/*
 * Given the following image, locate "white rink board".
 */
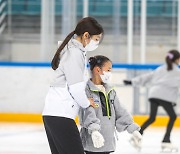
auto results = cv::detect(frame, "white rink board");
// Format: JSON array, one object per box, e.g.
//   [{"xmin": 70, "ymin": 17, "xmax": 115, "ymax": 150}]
[
  {"xmin": 0, "ymin": 67, "xmax": 133, "ymax": 113},
  {"xmin": 0, "ymin": 67, "xmax": 52, "ymax": 113}
]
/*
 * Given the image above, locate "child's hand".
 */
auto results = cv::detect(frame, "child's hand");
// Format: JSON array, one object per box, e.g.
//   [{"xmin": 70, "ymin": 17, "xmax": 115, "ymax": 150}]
[
  {"xmin": 132, "ymin": 130, "xmax": 142, "ymax": 141},
  {"xmin": 129, "ymin": 130, "xmax": 142, "ymax": 151},
  {"xmin": 91, "ymin": 131, "xmax": 105, "ymax": 148}
]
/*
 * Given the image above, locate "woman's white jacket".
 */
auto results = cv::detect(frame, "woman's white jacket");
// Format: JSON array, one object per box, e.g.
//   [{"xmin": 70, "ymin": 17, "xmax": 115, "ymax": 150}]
[{"xmin": 42, "ymin": 39, "xmax": 90, "ymax": 119}]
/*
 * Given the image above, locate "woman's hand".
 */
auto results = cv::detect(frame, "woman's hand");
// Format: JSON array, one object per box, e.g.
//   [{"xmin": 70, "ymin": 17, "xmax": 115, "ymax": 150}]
[{"xmin": 88, "ymin": 98, "xmax": 97, "ymax": 108}]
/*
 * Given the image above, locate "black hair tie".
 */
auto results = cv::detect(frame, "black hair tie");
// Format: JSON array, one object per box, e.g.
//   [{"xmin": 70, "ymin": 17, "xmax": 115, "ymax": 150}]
[{"xmin": 89, "ymin": 57, "xmax": 97, "ymax": 65}]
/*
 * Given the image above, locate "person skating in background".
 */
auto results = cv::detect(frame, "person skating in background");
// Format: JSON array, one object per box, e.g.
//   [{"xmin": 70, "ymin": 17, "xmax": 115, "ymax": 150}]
[
  {"xmin": 124, "ymin": 50, "xmax": 179, "ymax": 152},
  {"xmin": 79, "ymin": 55, "xmax": 142, "ymax": 154}
]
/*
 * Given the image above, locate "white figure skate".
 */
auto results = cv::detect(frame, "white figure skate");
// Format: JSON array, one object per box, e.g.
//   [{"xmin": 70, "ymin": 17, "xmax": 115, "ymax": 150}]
[
  {"xmin": 161, "ymin": 142, "xmax": 178, "ymax": 153},
  {"xmin": 129, "ymin": 131, "xmax": 142, "ymax": 151}
]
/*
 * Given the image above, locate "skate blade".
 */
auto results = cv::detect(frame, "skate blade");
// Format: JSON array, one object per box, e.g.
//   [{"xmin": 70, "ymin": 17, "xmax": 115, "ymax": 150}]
[{"xmin": 161, "ymin": 147, "xmax": 178, "ymax": 153}]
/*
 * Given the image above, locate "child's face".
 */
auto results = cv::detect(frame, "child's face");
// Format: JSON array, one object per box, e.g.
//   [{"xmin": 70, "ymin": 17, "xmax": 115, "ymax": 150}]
[
  {"xmin": 175, "ymin": 58, "xmax": 180, "ymax": 65},
  {"xmin": 99, "ymin": 61, "xmax": 112, "ymax": 74},
  {"xmin": 94, "ymin": 61, "xmax": 112, "ymax": 83}
]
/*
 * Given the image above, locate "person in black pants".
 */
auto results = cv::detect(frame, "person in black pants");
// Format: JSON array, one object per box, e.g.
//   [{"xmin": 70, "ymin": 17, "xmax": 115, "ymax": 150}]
[
  {"xmin": 85, "ymin": 152, "xmax": 110, "ymax": 154},
  {"xmin": 139, "ymin": 98, "xmax": 177, "ymax": 143},
  {"xmin": 42, "ymin": 17, "xmax": 104, "ymax": 154},
  {"xmin": 124, "ymin": 50, "xmax": 180, "ymax": 151},
  {"xmin": 43, "ymin": 116, "xmax": 84, "ymax": 154}
]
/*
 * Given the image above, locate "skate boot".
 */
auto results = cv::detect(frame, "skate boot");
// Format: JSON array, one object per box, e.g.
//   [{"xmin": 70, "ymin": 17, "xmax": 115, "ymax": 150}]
[
  {"xmin": 161, "ymin": 142, "xmax": 178, "ymax": 153},
  {"xmin": 129, "ymin": 131, "xmax": 142, "ymax": 151}
]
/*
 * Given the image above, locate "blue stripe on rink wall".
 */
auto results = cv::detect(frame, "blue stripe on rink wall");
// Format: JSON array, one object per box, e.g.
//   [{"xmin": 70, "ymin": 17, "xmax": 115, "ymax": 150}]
[
  {"xmin": 0, "ymin": 61, "xmax": 51, "ymax": 67},
  {"xmin": 0, "ymin": 61, "xmax": 169, "ymax": 69},
  {"xmin": 112, "ymin": 63, "xmax": 160, "ymax": 69}
]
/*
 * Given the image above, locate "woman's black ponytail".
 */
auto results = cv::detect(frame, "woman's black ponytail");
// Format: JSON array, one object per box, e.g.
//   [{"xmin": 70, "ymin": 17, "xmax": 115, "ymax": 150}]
[
  {"xmin": 166, "ymin": 54, "xmax": 173, "ymax": 71},
  {"xmin": 51, "ymin": 31, "xmax": 75, "ymax": 70},
  {"xmin": 166, "ymin": 50, "xmax": 180, "ymax": 71}
]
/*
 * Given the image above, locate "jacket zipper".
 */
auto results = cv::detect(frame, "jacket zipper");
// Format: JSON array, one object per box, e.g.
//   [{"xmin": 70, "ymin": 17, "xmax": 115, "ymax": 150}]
[{"xmin": 91, "ymin": 89, "xmax": 113, "ymax": 119}]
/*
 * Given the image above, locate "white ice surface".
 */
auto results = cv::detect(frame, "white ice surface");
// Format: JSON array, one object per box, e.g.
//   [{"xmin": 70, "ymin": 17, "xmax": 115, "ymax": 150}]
[{"xmin": 0, "ymin": 123, "xmax": 179, "ymax": 154}]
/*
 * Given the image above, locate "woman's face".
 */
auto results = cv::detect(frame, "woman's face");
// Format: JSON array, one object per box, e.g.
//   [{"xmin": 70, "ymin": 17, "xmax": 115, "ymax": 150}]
[
  {"xmin": 82, "ymin": 32, "xmax": 102, "ymax": 47},
  {"xmin": 91, "ymin": 34, "xmax": 102, "ymax": 42}
]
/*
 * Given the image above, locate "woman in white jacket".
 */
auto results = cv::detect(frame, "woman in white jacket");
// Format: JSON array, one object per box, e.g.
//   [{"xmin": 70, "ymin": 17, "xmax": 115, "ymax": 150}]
[
  {"xmin": 42, "ymin": 17, "xmax": 104, "ymax": 154},
  {"xmin": 124, "ymin": 50, "xmax": 180, "ymax": 152}
]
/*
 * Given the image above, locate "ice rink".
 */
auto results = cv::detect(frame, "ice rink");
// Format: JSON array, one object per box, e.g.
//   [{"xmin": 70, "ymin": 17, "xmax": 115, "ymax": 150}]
[{"xmin": 0, "ymin": 122, "xmax": 179, "ymax": 154}]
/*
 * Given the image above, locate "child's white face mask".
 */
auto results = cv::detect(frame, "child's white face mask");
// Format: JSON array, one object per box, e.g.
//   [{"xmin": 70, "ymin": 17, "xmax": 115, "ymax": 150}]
[
  {"xmin": 100, "ymin": 71, "xmax": 112, "ymax": 83},
  {"xmin": 85, "ymin": 39, "xmax": 99, "ymax": 51}
]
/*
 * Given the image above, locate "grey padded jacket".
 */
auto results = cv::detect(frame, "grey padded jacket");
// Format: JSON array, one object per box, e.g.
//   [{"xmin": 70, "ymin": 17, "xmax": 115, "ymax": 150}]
[{"xmin": 79, "ymin": 80, "xmax": 140, "ymax": 152}]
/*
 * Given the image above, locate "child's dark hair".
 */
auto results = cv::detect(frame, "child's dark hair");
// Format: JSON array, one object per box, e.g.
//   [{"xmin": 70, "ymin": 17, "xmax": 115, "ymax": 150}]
[
  {"xmin": 51, "ymin": 17, "xmax": 104, "ymax": 70},
  {"xmin": 89, "ymin": 55, "xmax": 111, "ymax": 71},
  {"xmin": 166, "ymin": 50, "xmax": 180, "ymax": 71}
]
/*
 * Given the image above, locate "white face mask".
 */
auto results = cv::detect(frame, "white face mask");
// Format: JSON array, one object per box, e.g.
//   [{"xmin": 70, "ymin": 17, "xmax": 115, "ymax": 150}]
[
  {"xmin": 85, "ymin": 39, "xmax": 99, "ymax": 51},
  {"xmin": 100, "ymin": 71, "xmax": 112, "ymax": 83}
]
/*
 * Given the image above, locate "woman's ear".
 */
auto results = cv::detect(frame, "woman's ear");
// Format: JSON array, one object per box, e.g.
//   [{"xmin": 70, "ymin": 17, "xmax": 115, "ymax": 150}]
[
  {"xmin": 81, "ymin": 32, "xmax": 90, "ymax": 47},
  {"xmin": 83, "ymin": 32, "xmax": 90, "ymax": 39}
]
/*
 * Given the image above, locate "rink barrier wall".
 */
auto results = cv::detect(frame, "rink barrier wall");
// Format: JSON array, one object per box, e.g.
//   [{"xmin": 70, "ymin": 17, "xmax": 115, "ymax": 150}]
[
  {"xmin": 0, "ymin": 113, "xmax": 179, "ymax": 127},
  {"xmin": 0, "ymin": 62, "xmax": 180, "ymax": 126}
]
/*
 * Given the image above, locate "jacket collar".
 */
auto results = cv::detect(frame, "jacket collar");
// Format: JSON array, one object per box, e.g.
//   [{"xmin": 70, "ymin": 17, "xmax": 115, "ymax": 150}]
[
  {"xmin": 87, "ymin": 79, "xmax": 114, "ymax": 93},
  {"xmin": 68, "ymin": 36, "xmax": 87, "ymax": 53}
]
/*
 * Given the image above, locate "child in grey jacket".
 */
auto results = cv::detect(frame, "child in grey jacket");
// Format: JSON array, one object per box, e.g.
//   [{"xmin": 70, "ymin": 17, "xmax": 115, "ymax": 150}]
[
  {"xmin": 79, "ymin": 55, "xmax": 141, "ymax": 154},
  {"xmin": 124, "ymin": 50, "xmax": 180, "ymax": 152}
]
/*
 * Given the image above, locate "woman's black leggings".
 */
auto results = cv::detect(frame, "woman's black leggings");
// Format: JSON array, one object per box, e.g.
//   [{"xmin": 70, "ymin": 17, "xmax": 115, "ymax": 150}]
[
  {"xmin": 85, "ymin": 152, "xmax": 110, "ymax": 154},
  {"xmin": 139, "ymin": 98, "xmax": 177, "ymax": 143},
  {"xmin": 43, "ymin": 116, "xmax": 84, "ymax": 154}
]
